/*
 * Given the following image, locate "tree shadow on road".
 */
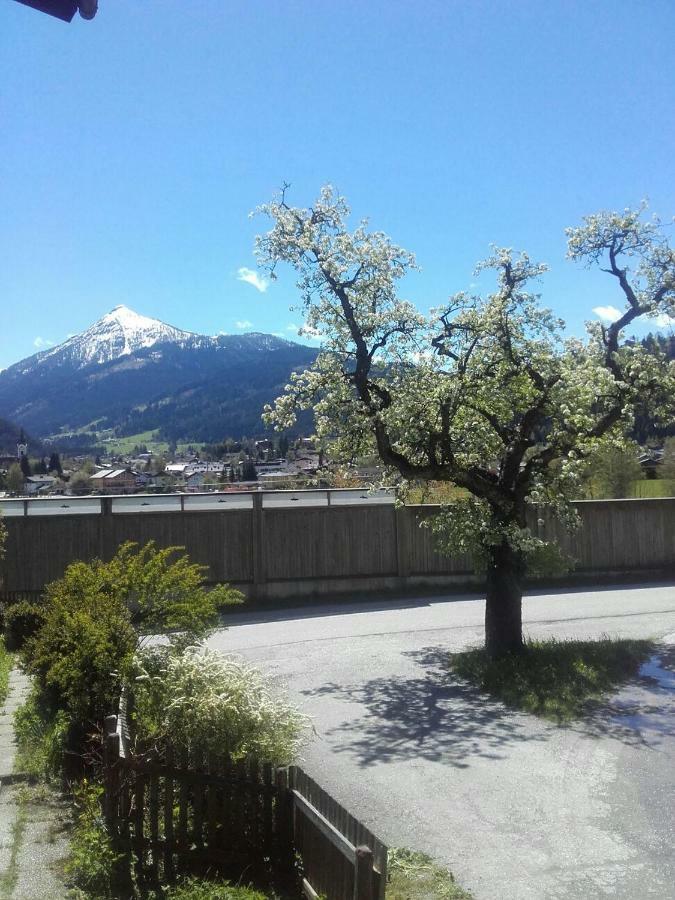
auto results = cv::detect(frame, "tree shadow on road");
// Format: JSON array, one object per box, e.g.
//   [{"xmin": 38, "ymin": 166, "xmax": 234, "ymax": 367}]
[
  {"xmin": 301, "ymin": 645, "xmax": 552, "ymax": 768},
  {"xmin": 302, "ymin": 644, "xmax": 675, "ymax": 767}
]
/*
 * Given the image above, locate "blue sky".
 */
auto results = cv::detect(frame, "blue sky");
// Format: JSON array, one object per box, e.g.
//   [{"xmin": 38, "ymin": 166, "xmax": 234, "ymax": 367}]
[{"xmin": 2, "ymin": 0, "xmax": 674, "ymax": 370}]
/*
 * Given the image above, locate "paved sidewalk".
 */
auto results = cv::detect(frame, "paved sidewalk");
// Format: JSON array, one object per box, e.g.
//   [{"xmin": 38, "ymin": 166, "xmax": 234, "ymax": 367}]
[
  {"xmin": 0, "ymin": 669, "xmax": 30, "ymax": 782},
  {"xmin": 0, "ymin": 669, "xmax": 31, "ymax": 895},
  {"xmin": 0, "ymin": 670, "xmax": 71, "ymax": 900}
]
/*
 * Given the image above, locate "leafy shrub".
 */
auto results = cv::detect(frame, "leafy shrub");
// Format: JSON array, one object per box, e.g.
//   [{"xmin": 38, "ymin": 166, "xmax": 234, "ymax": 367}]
[
  {"xmin": 22, "ymin": 564, "xmax": 137, "ymax": 726},
  {"xmin": 3, "ymin": 601, "xmax": 47, "ymax": 652},
  {"xmin": 66, "ymin": 780, "xmax": 121, "ymax": 898},
  {"xmin": 134, "ymin": 646, "xmax": 310, "ymax": 765},
  {"xmin": 164, "ymin": 878, "xmax": 269, "ymax": 900},
  {"xmin": 99, "ymin": 541, "xmax": 244, "ymax": 643},
  {"xmin": 21, "ymin": 542, "xmax": 244, "ymax": 735},
  {"xmin": 14, "ymin": 686, "xmax": 69, "ymax": 779}
]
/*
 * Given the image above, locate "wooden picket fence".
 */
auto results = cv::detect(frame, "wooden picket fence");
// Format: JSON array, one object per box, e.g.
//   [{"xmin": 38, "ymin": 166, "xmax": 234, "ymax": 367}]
[
  {"xmin": 103, "ymin": 712, "xmax": 387, "ymax": 900},
  {"xmin": 289, "ymin": 767, "xmax": 387, "ymax": 900},
  {"xmin": 0, "ymin": 590, "xmax": 43, "ymax": 605}
]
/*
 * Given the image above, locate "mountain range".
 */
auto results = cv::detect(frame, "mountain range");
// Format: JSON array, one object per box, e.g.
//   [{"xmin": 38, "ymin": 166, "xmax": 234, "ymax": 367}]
[{"xmin": 0, "ymin": 306, "xmax": 318, "ymax": 448}]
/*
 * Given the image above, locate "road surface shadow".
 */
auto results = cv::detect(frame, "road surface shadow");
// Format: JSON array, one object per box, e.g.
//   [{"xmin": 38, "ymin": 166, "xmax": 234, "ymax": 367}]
[
  {"xmin": 302, "ymin": 645, "xmax": 551, "ymax": 768},
  {"xmin": 302, "ymin": 645, "xmax": 675, "ymax": 767}
]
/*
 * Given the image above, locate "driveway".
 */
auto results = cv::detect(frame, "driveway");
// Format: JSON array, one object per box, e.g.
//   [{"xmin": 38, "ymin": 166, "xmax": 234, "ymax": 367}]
[{"xmin": 207, "ymin": 584, "xmax": 675, "ymax": 899}]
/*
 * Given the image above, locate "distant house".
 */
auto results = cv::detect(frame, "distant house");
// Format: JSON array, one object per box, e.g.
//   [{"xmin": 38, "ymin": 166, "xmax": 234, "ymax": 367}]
[
  {"xmin": 185, "ymin": 461, "xmax": 225, "ymax": 475},
  {"xmin": 185, "ymin": 471, "xmax": 205, "ymax": 491},
  {"xmin": 165, "ymin": 463, "xmax": 190, "ymax": 476},
  {"xmin": 24, "ymin": 474, "xmax": 57, "ymax": 495},
  {"xmin": 638, "ymin": 448, "xmax": 664, "ymax": 479},
  {"xmin": 293, "ymin": 455, "xmax": 320, "ymax": 475},
  {"xmin": 89, "ymin": 468, "xmax": 137, "ymax": 494}
]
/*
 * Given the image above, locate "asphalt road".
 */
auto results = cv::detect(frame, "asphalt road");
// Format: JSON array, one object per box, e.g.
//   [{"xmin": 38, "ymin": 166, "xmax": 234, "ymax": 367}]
[{"xmin": 208, "ymin": 584, "xmax": 675, "ymax": 900}]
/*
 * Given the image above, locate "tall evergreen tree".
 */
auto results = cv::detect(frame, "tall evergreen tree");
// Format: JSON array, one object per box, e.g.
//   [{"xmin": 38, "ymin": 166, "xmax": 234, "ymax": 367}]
[
  {"xmin": 7, "ymin": 462, "xmax": 24, "ymax": 494},
  {"xmin": 241, "ymin": 460, "xmax": 258, "ymax": 481}
]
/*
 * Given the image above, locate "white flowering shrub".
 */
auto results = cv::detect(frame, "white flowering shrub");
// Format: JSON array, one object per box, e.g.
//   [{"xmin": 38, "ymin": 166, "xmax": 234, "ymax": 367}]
[{"xmin": 133, "ymin": 646, "xmax": 310, "ymax": 765}]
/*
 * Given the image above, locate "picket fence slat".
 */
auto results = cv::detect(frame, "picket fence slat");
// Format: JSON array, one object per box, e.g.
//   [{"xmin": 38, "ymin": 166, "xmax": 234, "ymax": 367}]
[{"xmin": 163, "ymin": 746, "xmax": 175, "ymax": 881}]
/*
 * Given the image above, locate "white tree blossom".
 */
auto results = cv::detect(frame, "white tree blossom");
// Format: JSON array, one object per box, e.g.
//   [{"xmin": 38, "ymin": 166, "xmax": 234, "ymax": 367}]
[{"xmin": 255, "ymin": 188, "xmax": 675, "ymax": 656}]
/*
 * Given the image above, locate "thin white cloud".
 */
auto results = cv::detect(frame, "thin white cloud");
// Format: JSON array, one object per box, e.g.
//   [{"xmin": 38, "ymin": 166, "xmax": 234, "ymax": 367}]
[
  {"xmin": 286, "ymin": 323, "xmax": 299, "ymax": 332},
  {"xmin": 235, "ymin": 320, "xmax": 253, "ymax": 330},
  {"xmin": 653, "ymin": 312, "xmax": 675, "ymax": 328},
  {"xmin": 237, "ymin": 267, "xmax": 269, "ymax": 293},
  {"xmin": 34, "ymin": 336, "xmax": 54, "ymax": 349},
  {"xmin": 593, "ymin": 305, "xmax": 622, "ymax": 323}
]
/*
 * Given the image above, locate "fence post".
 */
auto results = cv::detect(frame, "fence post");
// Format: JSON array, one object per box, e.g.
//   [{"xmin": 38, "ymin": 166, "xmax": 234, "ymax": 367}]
[
  {"xmin": 103, "ymin": 715, "xmax": 120, "ymax": 835},
  {"xmin": 354, "ymin": 845, "xmax": 375, "ymax": 900},
  {"xmin": 252, "ymin": 491, "xmax": 266, "ymax": 594},
  {"xmin": 275, "ymin": 767, "xmax": 295, "ymax": 876}
]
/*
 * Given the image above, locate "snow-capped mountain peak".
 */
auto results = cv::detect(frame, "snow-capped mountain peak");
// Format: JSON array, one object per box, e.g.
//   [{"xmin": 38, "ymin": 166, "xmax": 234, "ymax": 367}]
[{"xmin": 33, "ymin": 305, "xmax": 198, "ymax": 369}]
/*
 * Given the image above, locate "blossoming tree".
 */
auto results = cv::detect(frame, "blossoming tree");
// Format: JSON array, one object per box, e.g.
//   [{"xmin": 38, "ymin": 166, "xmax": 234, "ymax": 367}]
[{"xmin": 257, "ymin": 188, "xmax": 675, "ymax": 657}]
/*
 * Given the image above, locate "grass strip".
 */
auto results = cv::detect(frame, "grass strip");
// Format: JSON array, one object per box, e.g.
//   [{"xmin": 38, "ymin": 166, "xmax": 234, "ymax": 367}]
[
  {"xmin": 0, "ymin": 637, "xmax": 11, "ymax": 706},
  {"xmin": 450, "ymin": 636, "xmax": 655, "ymax": 722},
  {"xmin": 387, "ymin": 848, "xmax": 473, "ymax": 899}
]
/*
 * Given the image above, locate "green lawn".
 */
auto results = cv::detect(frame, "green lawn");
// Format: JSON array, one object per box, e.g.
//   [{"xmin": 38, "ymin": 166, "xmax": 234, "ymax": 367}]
[
  {"xmin": 630, "ymin": 478, "xmax": 675, "ymax": 498},
  {"xmin": 45, "ymin": 426, "xmax": 199, "ymax": 456},
  {"xmin": 387, "ymin": 849, "xmax": 473, "ymax": 899},
  {"xmin": 450, "ymin": 637, "xmax": 655, "ymax": 722}
]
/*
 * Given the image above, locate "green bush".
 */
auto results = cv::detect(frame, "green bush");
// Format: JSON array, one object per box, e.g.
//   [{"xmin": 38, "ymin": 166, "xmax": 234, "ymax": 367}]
[
  {"xmin": 134, "ymin": 646, "xmax": 310, "ymax": 765},
  {"xmin": 22, "ymin": 566, "xmax": 137, "ymax": 727},
  {"xmin": 21, "ymin": 542, "xmax": 244, "ymax": 736},
  {"xmin": 164, "ymin": 878, "xmax": 269, "ymax": 900},
  {"xmin": 14, "ymin": 686, "xmax": 69, "ymax": 779},
  {"xmin": 3, "ymin": 601, "xmax": 47, "ymax": 652},
  {"xmin": 66, "ymin": 780, "xmax": 121, "ymax": 898},
  {"xmin": 99, "ymin": 541, "xmax": 244, "ymax": 643}
]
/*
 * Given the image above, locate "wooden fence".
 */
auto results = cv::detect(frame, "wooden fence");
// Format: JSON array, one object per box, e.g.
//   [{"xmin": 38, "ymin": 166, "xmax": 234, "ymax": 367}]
[
  {"xmin": 2, "ymin": 493, "xmax": 675, "ymax": 601},
  {"xmin": 103, "ymin": 714, "xmax": 387, "ymax": 900},
  {"xmin": 290, "ymin": 767, "xmax": 387, "ymax": 900}
]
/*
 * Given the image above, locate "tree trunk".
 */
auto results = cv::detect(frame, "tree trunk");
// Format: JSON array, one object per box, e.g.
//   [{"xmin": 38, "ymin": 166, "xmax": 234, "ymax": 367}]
[{"xmin": 485, "ymin": 541, "xmax": 525, "ymax": 658}]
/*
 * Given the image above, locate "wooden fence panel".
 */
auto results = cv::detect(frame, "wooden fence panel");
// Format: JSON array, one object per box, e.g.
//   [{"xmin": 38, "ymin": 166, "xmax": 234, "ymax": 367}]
[
  {"xmin": 405, "ymin": 507, "xmax": 473, "ymax": 575},
  {"xmin": 105, "ymin": 715, "xmax": 387, "ymax": 900},
  {"xmin": 290, "ymin": 766, "xmax": 387, "ymax": 900},
  {"xmin": 2, "ymin": 515, "xmax": 101, "ymax": 591},
  {"xmin": 105, "ymin": 511, "xmax": 253, "ymax": 583},
  {"xmin": 263, "ymin": 506, "xmax": 398, "ymax": 580},
  {"xmin": 4, "ymin": 496, "xmax": 673, "ymax": 598}
]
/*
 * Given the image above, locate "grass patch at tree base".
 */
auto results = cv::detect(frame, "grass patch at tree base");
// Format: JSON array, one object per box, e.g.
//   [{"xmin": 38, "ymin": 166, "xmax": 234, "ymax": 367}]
[
  {"xmin": 450, "ymin": 637, "xmax": 655, "ymax": 722},
  {"xmin": 387, "ymin": 848, "xmax": 473, "ymax": 899}
]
